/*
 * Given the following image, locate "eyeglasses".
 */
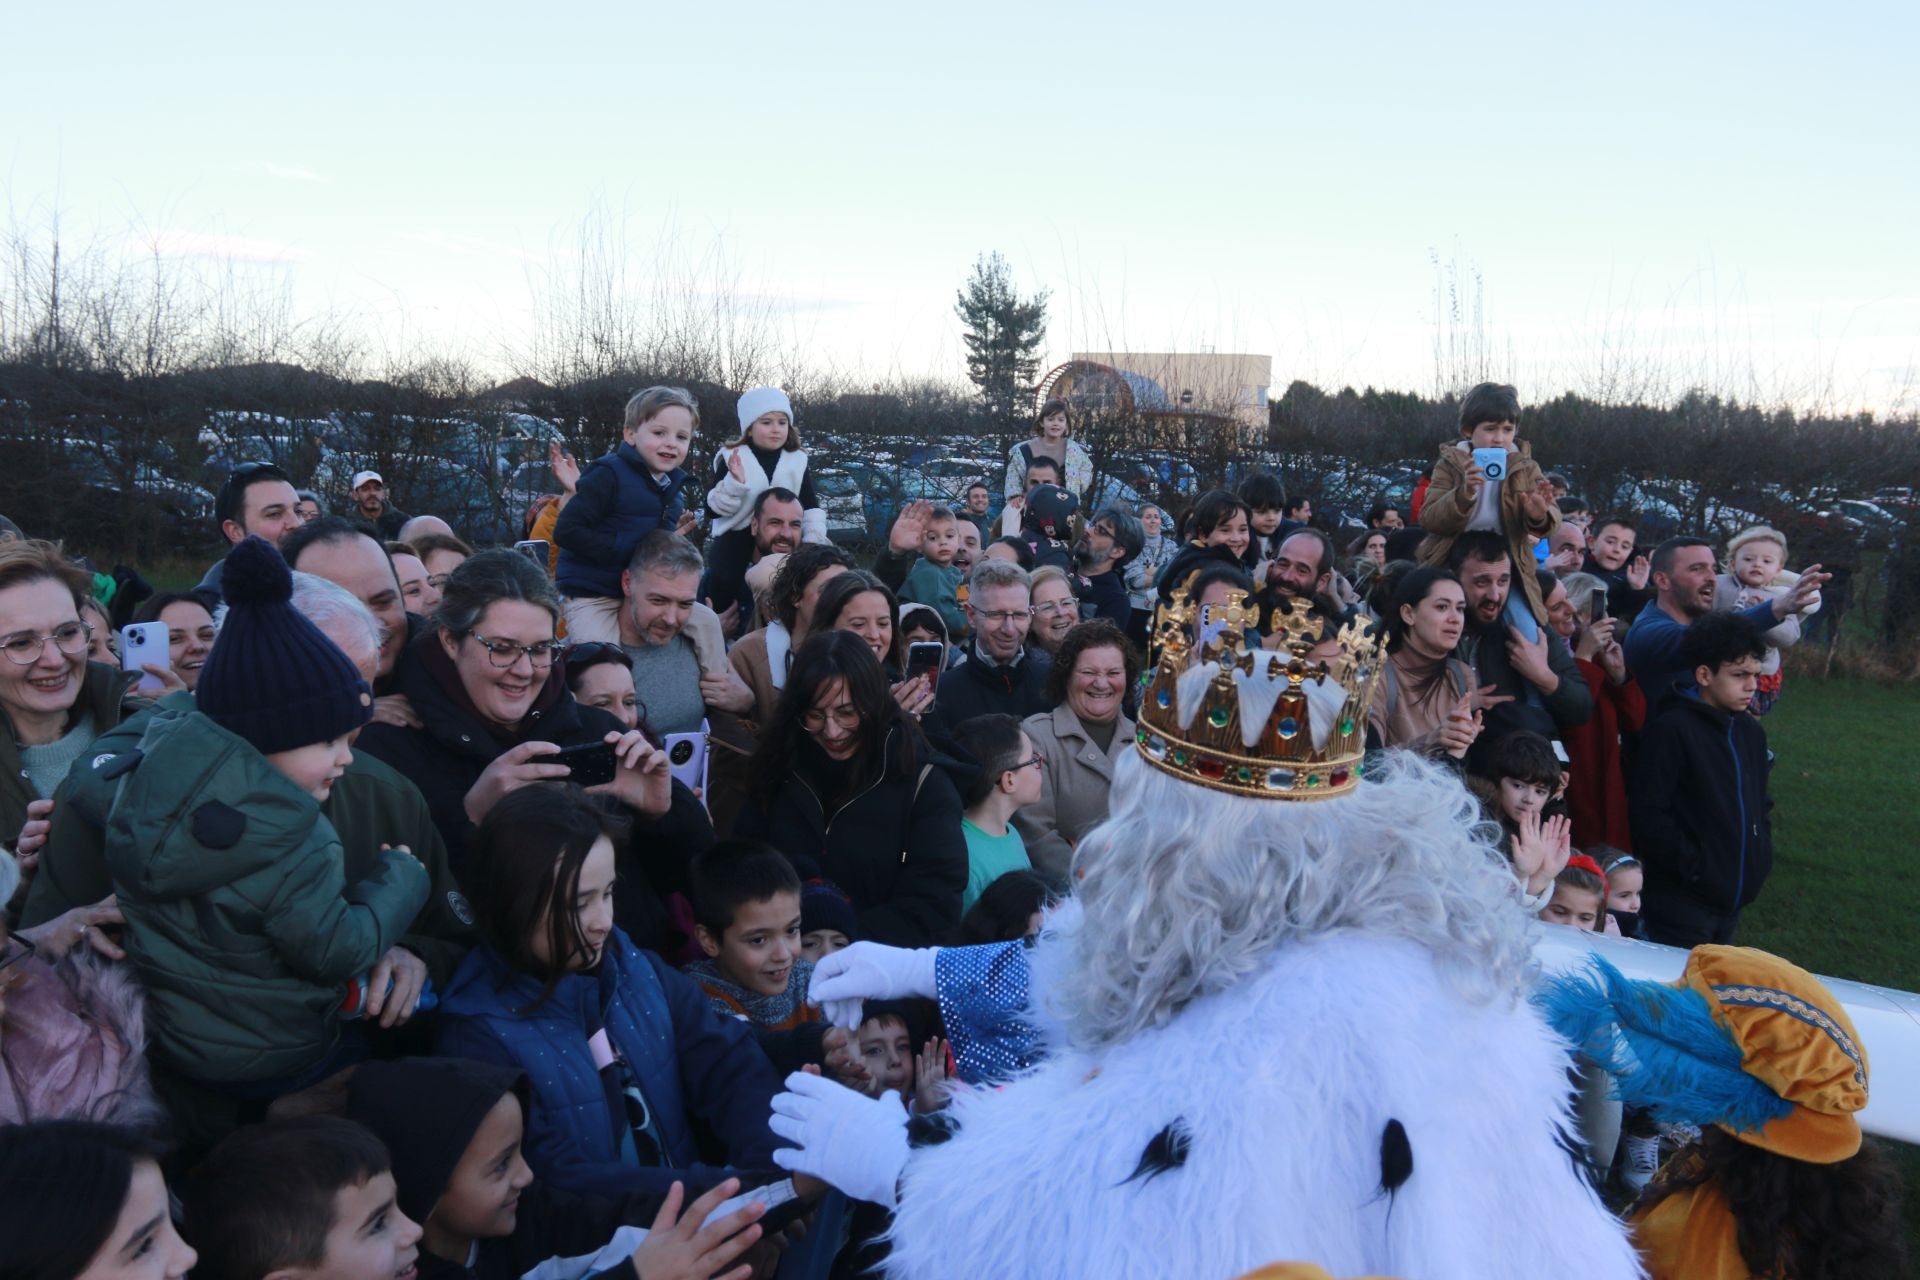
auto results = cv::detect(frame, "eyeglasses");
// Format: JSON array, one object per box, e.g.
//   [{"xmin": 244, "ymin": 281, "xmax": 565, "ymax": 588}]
[
  {"xmin": 801, "ymin": 705, "xmax": 862, "ymax": 732},
  {"xmin": 1011, "ymin": 753, "xmax": 1045, "ymax": 773},
  {"xmin": 1032, "ymin": 599, "xmax": 1074, "ymax": 617},
  {"xmin": 972, "ymin": 608, "xmax": 1032, "ymax": 625},
  {"xmin": 0, "ymin": 621, "xmax": 93, "ymax": 666},
  {"xmin": 465, "ymin": 630, "xmax": 564, "ymax": 668}
]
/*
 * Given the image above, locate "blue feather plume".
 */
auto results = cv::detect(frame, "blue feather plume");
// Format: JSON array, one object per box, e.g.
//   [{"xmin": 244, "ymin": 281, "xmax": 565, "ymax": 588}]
[{"xmin": 1537, "ymin": 954, "xmax": 1794, "ymax": 1135}]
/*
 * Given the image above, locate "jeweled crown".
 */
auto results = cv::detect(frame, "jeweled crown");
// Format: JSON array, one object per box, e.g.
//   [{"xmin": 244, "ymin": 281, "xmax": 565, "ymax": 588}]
[{"xmin": 1134, "ymin": 586, "xmax": 1386, "ymax": 799}]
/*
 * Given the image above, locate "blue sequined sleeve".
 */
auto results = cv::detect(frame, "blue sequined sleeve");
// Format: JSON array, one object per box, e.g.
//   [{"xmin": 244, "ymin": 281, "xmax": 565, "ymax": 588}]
[{"xmin": 935, "ymin": 941, "xmax": 1041, "ymax": 1085}]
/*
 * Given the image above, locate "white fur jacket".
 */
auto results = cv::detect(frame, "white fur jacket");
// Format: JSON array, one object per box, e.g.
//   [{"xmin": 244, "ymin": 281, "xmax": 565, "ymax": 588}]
[
  {"xmin": 886, "ymin": 932, "xmax": 1644, "ymax": 1280},
  {"xmin": 705, "ymin": 446, "xmax": 828, "ymax": 543}
]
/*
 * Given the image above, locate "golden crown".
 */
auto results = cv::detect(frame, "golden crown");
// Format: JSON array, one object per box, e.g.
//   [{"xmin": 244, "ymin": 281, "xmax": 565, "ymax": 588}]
[{"xmin": 1134, "ymin": 586, "xmax": 1386, "ymax": 800}]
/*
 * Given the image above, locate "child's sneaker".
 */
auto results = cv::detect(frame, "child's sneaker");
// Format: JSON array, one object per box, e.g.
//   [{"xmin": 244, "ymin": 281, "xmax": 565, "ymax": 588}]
[{"xmin": 1620, "ymin": 1132, "xmax": 1662, "ymax": 1194}]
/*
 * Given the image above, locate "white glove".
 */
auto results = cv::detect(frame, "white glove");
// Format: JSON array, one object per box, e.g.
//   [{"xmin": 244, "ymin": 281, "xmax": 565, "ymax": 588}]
[
  {"xmin": 807, "ymin": 941, "xmax": 939, "ymax": 1031},
  {"xmin": 769, "ymin": 1071, "xmax": 910, "ymax": 1207}
]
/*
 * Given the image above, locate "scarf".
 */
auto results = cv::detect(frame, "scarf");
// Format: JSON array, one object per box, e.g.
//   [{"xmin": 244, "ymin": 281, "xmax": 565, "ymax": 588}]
[{"xmin": 682, "ymin": 956, "xmax": 818, "ymax": 1031}]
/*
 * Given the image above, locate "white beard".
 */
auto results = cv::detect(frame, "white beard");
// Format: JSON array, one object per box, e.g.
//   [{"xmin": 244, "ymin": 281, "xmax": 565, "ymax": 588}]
[{"xmin": 885, "ymin": 933, "xmax": 1644, "ymax": 1280}]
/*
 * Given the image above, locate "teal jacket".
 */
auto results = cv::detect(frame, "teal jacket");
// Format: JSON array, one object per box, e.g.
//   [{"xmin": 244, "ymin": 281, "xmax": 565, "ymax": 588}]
[{"xmin": 103, "ymin": 710, "xmax": 429, "ymax": 1084}]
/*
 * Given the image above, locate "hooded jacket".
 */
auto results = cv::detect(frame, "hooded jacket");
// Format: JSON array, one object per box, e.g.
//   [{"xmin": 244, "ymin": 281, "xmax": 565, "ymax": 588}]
[
  {"xmin": 102, "ymin": 710, "xmax": 429, "ymax": 1084},
  {"xmin": 734, "ymin": 723, "xmax": 967, "ymax": 947},
  {"xmin": 434, "ymin": 931, "xmax": 782, "ymax": 1200},
  {"xmin": 348, "ymin": 1057, "xmax": 684, "ymax": 1280},
  {"xmin": 1628, "ymin": 687, "xmax": 1774, "ymax": 941},
  {"xmin": 23, "ymin": 692, "xmax": 474, "ymax": 984},
  {"xmin": 554, "ymin": 443, "xmax": 689, "ymax": 600},
  {"xmin": 0, "ymin": 660, "xmax": 137, "ymax": 843},
  {"xmin": 1416, "ymin": 440, "xmax": 1561, "ymax": 625},
  {"xmin": 355, "ymin": 632, "xmax": 714, "ymax": 954}
]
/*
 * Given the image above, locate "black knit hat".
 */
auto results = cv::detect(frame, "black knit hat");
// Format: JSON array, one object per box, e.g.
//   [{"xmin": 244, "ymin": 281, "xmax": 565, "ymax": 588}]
[
  {"xmin": 348, "ymin": 1059, "xmax": 529, "ymax": 1224},
  {"xmin": 196, "ymin": 536, "xmax": 373, "ymax": 755},
  {"xmin": 801, "ymin": 877, "xmax": 857, "ymax": 941}
]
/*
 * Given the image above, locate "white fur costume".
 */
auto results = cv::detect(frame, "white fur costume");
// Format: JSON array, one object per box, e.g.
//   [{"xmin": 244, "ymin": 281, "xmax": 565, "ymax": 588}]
[{"xmin": 881, "ymin": 753, "xmax": 1646, "ymax": 1280}]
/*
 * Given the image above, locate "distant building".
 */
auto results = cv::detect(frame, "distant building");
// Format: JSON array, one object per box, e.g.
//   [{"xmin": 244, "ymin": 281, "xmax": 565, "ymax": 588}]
[{"xmin": 1039, "ymin": 352, "xmax": 1271, "ymax": 445}]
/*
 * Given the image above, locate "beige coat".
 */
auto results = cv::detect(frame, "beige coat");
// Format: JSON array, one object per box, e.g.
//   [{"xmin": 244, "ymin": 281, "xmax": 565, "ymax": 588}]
[
  {"xmin": 1416, "ymin": 439, "xmax": 1560, "ymax": 625},
  {"xmin": 1014, "ymin": 702, "xmax": 1135, "ymax": 883}
]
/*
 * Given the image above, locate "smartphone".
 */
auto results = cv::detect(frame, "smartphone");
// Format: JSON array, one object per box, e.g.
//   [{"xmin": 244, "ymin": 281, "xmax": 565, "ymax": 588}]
[
  {"xmin": 1471, "ymin": 447, "xmax": 1508, "ymax": 483},
  {"xmin": 905, "ymin": 641, "xmax": 944, "ymax": 688},
  {"xmin": 1589, "ymin": 587, "xmax": 1609, "ymax": 623},
  {"xmin": 513, "ymin": 539, "xmax": 550, "ymax": 565},
  {"xmin": 1197, "ymin": 604, "xmax": 1229, "ymax": 653},
  {"xmin": 662, "ymin": 725, "xmax": 709, "ymax": 801},
  {"xmin": 541, "ymin": 741, "xmax": 619, "ymax": 787},
  {"xmin": 119, "ymin": 622, "xmax": 171, "ymax": 694}
]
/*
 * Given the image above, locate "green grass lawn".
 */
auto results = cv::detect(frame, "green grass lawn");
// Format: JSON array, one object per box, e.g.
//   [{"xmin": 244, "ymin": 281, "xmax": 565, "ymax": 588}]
[{"xmin": 1737, "ymin": 675, "xmax": 1920, "ymax": 1254}]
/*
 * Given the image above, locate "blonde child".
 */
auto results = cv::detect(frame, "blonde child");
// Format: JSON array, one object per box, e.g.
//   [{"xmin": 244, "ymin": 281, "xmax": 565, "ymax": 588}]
[{"xmin": 1713, "ymin": 525, "xmax": 1817, "ymax": 715}]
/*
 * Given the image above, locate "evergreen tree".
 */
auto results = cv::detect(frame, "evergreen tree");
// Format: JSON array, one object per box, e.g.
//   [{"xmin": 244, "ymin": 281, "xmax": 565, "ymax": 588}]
[{"xmin": 954, "ymin": 251, "xmax": 1048, "ymax": 434}]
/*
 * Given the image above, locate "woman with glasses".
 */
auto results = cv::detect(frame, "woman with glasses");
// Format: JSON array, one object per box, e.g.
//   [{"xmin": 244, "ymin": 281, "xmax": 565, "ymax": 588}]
[
  {"xmin": 1012, "ymin": 619, "xmax": 1142, "ymax": 884},
  {"xmin": 357, "ymin": 551, "xmax": 713, "ymax": 954},
  {"xmin": 735, "ymin": 631, "xmax": 966, "ymax": 946},
  {"xmin": 436, "ymin": 784, "xmax": 789, "ymax": 1201},
  {"xmin": 0, "ymin": 539, "xmax": 142, "ymax": 875},
  {"xmin": 1026, "ymin": 566, "xmax": 1079, "ymax": 655}
]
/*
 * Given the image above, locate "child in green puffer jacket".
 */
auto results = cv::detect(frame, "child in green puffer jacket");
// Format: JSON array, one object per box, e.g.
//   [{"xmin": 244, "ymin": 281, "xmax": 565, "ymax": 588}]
[{"xmin": 105, "ymin": 536, "xmax": 428, "ymax": 1095}]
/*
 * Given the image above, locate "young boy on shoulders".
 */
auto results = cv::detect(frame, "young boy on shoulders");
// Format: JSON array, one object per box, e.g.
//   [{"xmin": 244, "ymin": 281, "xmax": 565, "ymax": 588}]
[
  {"xmin": 1629, "ymin": 610, "xmax": 1774, "ymax": 948},
  {"xmin": 899, "ymin": 506, "xmax": 968, "ymax": 640},
  {"xmin": 555, "ymin": 387, "xmax": 699, "ymax": 644},
  {"xmin": 1417, "ymin": 382, "xmax": 1561, "ymax": 630}
]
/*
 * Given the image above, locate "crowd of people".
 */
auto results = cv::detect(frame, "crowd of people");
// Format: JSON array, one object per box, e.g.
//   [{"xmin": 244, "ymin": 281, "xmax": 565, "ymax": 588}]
[{"xmin": 0, "ymin": 380, "xmax": 1903, "ymax": 1280}]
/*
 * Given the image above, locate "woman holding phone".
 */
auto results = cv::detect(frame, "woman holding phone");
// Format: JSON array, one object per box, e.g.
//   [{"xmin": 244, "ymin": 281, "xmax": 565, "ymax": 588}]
[
  {"xmin": 813, "ymin": 570, "xmax": 936, "ymax": 720},
  {"xmin": 356, "ymin": 550, "xmax": 713, "ymax": 952},
  {"xmin": 1551, "ymin": 571, "xmax": 1643, "ymax": 852}
]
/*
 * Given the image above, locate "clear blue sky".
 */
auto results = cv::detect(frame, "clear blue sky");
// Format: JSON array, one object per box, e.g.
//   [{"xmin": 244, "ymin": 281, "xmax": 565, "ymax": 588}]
[{"xmin": 6, "ymin": 0, "xmax": 1916, "ymax": 412}]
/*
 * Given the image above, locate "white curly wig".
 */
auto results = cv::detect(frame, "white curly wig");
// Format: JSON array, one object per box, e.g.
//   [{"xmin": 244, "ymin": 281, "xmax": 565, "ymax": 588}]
[{"xmin": 1048, "ymin": 748, "xmax": 1538, "ymax": 1051}]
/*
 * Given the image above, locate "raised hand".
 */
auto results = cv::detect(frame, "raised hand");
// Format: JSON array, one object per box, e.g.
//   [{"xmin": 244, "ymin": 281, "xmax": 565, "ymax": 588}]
[
  {"xmin": 1776, "ymin": 564, "xmax": 1829, "ymax": 620},
  {"xmin": 628, "ymin": 1179, "xmax": 765, "ymax": 1280},
  {"xmin": 673, "ymin": 510, "xmax": 701, "ymax": 538},
  {"xmin": 913, "ymin": 1038, "xmax": 952, "ymax": 1115},
  {"xmin": 726, "ymin": 448, "xmax": 748, "ymax": 484},
  {"xmin": 548, "ymin": 440, "xmax": 581, "ymax": 494},
  {"xmin": 889, "ymin": 500, "xmax": 935, "ymax": 555},
  {"xmin": 822, "ymin": 1026, "xmax": 871, "ymax": 1091},
  {"xmin": 1522, "ymin": 479, "xmax": 1556, "ymax": 524},
  {"xmin": 1625, "ymin": 554, "xmax": 1651, "ymax": 591}
]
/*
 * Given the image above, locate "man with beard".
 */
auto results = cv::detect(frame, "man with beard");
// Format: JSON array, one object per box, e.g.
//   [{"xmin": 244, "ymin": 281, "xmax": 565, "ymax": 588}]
[
  {"xmin": 1254, "ymin": 527, "xmax": 1353, "ymax": 660},
  {"xmin": 1070, "ymin": 506, "xmax": 1142, "ymax": 628},
  {"xmin": 619, "ymin": 531, "xmax": 751, "ymax": 733},
  {"xmin": 1624, "ymin": 536, "xmax": 1826, "ymax": 702},
  {"xmin": 1447, "ymin": 530, "xmax": 1591, "ymax": 764},
  {"xmin": 706, "ymin": 487, "xmax": 804, "ymax": 637}
]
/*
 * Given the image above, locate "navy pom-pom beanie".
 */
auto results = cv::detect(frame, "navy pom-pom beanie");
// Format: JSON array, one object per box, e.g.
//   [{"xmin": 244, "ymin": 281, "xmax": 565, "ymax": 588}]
[{"xmin": 197, "ymin": 536, "xmax": 373, "ymax": 755}]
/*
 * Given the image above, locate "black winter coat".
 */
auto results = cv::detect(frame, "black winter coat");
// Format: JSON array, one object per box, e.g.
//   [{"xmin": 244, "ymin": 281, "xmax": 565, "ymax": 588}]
[
  {"xmin": 1156, "ymin": 541, "xmax": 1244, "ymax": 606},
  {"xmin": 735, "ymin": 726, "xmax": 966, "ymax": 946},
  {"xmin": 1628, "ymin": 687, "xmax": 1774, "ymax": 940},
  {"xmin": 355, "ymin": 633, "xmax": 713, "ymax": 953},
  {"xmin": 929, "ymin": 639, "xmax": 1053, "ymax": 731}
]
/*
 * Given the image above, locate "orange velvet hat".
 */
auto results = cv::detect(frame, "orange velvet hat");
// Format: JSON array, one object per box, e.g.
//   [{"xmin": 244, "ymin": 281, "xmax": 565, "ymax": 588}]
[{"xmin": 1680, "ymin": 945, "xmax": 1868, "ymax": 1164}]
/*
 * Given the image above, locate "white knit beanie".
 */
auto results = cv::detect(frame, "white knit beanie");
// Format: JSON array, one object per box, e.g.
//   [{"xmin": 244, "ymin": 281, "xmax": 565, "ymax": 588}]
[{"xmin": 737, "ymin": 386, "xmax": 794, "ymax": 434}]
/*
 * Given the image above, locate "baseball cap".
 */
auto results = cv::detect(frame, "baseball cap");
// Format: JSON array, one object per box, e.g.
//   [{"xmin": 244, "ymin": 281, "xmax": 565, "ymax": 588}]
[{"xmin": 350, "ymin": 470, "xmax": 384, "ymax": 490}]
